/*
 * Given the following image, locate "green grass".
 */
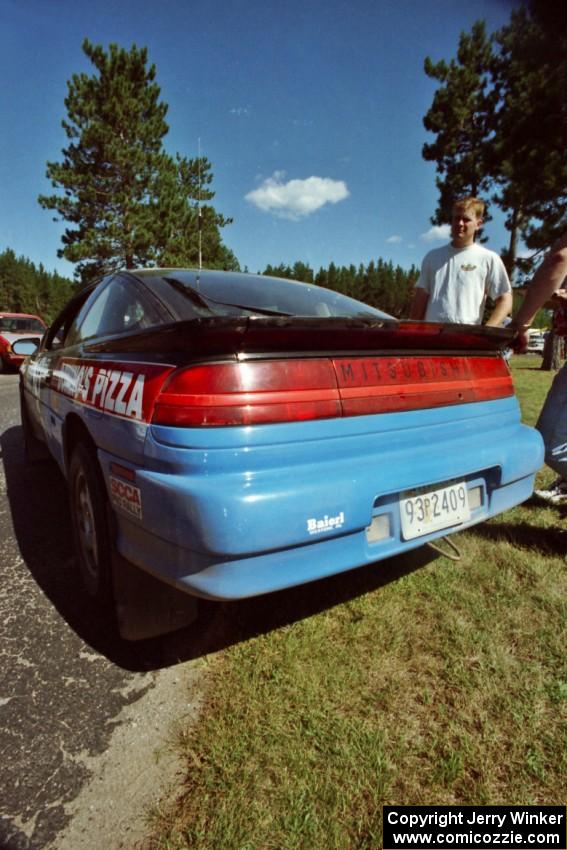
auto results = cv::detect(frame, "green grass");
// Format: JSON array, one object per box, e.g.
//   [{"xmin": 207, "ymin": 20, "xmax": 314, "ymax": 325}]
[{"xmin": 147, "ymin": 355, "xmax": 566, "ymax": 850}]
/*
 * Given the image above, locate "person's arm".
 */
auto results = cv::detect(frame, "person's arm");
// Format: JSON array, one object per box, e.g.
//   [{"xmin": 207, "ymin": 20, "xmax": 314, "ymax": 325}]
[
  {"xmin": 514, "ymin": 232, "xmax": 567, "ymax": 348},
  {"xmin": 409, "ymin": 288, "xmax": 429, "ymax": 320},
  {"xmin": 485, "ymin": 291, "xmax": 513, "ymax": 327}
]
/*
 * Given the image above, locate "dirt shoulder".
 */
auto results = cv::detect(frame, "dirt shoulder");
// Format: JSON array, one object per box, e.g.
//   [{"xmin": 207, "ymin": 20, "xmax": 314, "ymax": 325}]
[{"xmin": 47, "ymin": 659, "xmax": 205, "ymax": 850}]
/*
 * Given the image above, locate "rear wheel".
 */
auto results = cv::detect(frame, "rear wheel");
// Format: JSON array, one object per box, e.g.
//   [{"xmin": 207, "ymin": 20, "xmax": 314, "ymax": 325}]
[{"xmin": 69, "ymin": 442, "xmax": 113, "ymax": 606}]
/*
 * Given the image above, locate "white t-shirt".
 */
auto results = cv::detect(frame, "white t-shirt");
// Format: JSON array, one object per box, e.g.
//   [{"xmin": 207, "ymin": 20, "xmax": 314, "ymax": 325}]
[{"xmin": 416, "ymin": 242, "xmax": 511, "ymax": 324}]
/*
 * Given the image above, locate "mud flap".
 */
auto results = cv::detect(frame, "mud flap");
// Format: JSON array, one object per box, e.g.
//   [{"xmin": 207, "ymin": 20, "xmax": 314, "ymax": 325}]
[{"xmin": 111, "ymin": 551, "xmax": 199, "ymax": 641}]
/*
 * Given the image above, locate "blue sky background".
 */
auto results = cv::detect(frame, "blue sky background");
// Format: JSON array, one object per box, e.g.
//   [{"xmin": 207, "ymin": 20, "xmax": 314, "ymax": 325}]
[{"xmin": 1, "ymin": 0, "xmax": 519, "ymax": 280}]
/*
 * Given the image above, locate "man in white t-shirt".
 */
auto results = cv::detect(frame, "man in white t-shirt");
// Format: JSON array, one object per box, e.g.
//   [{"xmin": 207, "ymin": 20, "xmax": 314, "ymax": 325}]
[{"xmin": 409, "ymin": 197, "xmax": 512, "ymax": 326}]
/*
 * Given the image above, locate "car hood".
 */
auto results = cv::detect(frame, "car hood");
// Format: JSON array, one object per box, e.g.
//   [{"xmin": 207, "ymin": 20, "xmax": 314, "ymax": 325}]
[{"xmin": 1, "ymin": 331, "xmax": 44, "ymax": 344}]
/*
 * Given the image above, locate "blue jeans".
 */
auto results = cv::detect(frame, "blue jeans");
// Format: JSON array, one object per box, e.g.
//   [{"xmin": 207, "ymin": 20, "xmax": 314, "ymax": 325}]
[{"xmin": 536, "ymin": 362, "xmax": 567, "ymax": 479}]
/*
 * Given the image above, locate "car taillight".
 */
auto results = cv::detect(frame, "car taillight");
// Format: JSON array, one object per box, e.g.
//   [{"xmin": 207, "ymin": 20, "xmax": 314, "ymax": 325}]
[
  {"xmin": 333, "ymin": 355, "xmax": 514, "ymax": 416},
  {"xmin": 152, "ymin": 360, "xmax": 341, "ymax": 426},
  {"xmin": 151, "ymin": 355, "xmax": 514, "ymax": 427}
]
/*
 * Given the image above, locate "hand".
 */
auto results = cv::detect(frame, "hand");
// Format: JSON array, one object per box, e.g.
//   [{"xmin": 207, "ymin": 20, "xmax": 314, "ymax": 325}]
[{"xmin": 512, "ymin": 327, "xmax": 529, "ymax": 353}]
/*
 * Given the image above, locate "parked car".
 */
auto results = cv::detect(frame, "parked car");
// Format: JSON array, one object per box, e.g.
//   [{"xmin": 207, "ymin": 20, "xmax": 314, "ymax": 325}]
[
  {"xmin": 0, "ymin": 312, "xmax": 47, "ymax": 372},
  {"xmin": 17, "ymin": 269, "xmax": 543, "ymax": 634},
  {"xmin": 526, "ymin": 330, "xmax": 546, "ymax": 354}
]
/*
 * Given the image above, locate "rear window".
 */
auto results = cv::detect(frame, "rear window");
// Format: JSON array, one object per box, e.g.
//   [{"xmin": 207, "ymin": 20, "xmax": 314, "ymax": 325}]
[
  {"xmin": 0, "ymin": 316, "xmax": 45, "ymax": 332},
  {"xmin": 135, "ymin": 270, "xmax": 392, "ymax": 321}
]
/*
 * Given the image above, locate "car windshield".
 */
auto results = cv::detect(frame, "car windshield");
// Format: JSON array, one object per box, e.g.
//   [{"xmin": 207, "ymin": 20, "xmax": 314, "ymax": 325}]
[
  {"xmin": 137, "ymin": 270, "xmax": 392, "ymax": 320},
  {"xmin": 0, "ymin": 316, "xmax": 45, "ymax": 333}
]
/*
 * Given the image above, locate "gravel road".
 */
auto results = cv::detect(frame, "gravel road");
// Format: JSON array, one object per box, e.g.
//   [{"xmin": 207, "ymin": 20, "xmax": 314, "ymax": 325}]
[{"xmin": 0, "ymin": 373, "xmax": 209, "ymax": 850}]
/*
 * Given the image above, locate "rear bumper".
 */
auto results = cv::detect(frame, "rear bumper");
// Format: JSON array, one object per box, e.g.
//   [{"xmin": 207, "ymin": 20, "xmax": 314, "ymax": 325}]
[
  {"xmin": 115, "ymin": 472, "xmax": 536, "ymax": 600},
  {"xmin": 100, "ymin": 397, "xmax": 543, "ymax": 599}
]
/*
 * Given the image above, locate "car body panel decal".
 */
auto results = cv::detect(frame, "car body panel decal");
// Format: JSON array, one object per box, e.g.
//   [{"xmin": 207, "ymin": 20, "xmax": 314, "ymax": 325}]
[{"xmin": 51, "ymin": 358, "xmax": 176, "ymax": 423}]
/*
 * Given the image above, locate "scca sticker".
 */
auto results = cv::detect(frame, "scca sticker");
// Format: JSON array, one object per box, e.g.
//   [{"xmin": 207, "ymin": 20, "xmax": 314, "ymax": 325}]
[
  {"xmin": 109, "ymin": 476, "xmax": 143, "ymax": 520},
  {"xmin": 52, "ymin": 359, "xmax": 175, "ymax": 422}
]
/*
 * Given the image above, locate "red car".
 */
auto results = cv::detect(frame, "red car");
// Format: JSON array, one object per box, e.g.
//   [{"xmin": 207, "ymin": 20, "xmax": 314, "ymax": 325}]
[{"xmin": 0, "ymin": 313, "xmax": 47, "ymax": 372}]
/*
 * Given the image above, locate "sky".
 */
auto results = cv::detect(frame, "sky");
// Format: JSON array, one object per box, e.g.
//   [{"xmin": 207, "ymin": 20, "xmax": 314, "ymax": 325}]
[{"xmin": 1, "ymin": 0, "xmax": 520, "ymax": 280}]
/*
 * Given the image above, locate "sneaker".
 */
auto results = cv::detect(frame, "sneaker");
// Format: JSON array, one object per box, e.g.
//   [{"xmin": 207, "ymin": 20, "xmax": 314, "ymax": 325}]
[{"xmin": 534, "ymin": 477, "xmax": 567, "ymax": 504}]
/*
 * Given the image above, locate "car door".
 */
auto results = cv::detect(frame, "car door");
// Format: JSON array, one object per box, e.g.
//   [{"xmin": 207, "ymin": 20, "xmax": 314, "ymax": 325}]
[
  {"xmin": 24, "ymin": 284, "xmax": 99, "ymax": 468},
  {"xmin": 43, "ymin": 274, "xmax": 171, "ymax": 469}
]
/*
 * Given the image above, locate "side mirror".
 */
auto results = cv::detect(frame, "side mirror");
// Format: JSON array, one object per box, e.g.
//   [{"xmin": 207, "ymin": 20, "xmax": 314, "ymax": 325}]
[{"xmin": 12, "ymin": 339, "xmax": 40, "ymax": 356}]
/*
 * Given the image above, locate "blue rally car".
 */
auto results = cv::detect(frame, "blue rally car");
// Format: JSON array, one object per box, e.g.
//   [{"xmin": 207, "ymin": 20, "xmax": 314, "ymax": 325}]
[{"xmin": 18, "ymin": 269, "xmax": 543, "ymax": 632}]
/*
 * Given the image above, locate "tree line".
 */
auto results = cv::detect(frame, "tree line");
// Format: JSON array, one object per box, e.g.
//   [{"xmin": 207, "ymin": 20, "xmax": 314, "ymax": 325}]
[
  {"xmin": 263, "ymin": 260, "xmax": 418, "ymax": 318},
  {"xmin": 0, "ymin": 249, "xmax": 74, "ymax": 322},
  {"xmin": 0, "ymin": 246, "xmax": 417, "ymax": 322},
  {"xmin": 2, "ymin": 245, "xmax": 551, "ymax": 330}
]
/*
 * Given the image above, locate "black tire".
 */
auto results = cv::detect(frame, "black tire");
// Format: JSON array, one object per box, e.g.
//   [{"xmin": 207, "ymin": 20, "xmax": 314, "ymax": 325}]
[
  {"xmin": 20, "ymin": 387, "xmax": 50, "ymax": 462},
  {"xmin": 69, "ymin": 442, "xmax": 113, "ymax": 606}
]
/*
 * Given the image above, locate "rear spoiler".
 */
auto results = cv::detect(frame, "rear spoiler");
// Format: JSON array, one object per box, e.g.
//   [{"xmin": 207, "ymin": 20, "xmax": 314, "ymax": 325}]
[
  {"xmin": 239, "ymin": 318, "xmax": 514, "ymax": 355},
  {"xmin": 85, "ymin": 316, "xmax": 515, "ymax": 359}
]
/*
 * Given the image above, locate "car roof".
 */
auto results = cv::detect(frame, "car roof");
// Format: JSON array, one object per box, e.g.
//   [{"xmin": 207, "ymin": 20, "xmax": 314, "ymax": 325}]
[
  {"xmin": 127, "ymin": 268, "xmax": 258, "ymax": 286},
  {"xmin": 127, "ymin": 268, "xmax": 313, "ymax": 285}
]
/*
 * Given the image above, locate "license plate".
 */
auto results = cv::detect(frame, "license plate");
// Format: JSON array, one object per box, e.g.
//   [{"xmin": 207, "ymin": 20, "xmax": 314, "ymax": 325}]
[{"xmin": 400, "ymin": 480, "xmax": 470, "ymax": 540}]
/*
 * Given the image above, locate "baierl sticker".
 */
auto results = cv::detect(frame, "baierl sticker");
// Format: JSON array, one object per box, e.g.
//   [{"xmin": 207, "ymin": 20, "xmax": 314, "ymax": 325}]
[{"xmin": 306, "ymin": 511, "xmax": 345, "ymax": 535}]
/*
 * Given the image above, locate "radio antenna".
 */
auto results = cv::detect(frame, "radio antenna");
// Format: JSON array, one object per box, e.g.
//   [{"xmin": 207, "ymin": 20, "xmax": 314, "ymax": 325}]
[{"xmin": 197, "ymin": 137, "xmax": 202, "ymax": 271}]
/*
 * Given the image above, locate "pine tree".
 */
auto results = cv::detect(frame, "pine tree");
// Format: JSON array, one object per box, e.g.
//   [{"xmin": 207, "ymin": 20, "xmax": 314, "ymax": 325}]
[
  {"xmin": 291, "ymin": 261, "xmax": 314, "ymax": 283},
  {"xmin": 151, "ymin": 153, "xmax": 238, "ymax": 270},
  {"xmin": 492, "ymin": 4, "xmax": 567, "ymax": 259},
  {"xmin": 422, "ymin": 6, "xmax": 567, "ymax": 277},
  {"xmin": 39, "ymin": 40, "xmax": 237, "ymax": 282},
  {"xmin": 422, "ymin": 21, "xmax": 498, "ymax": 228}
]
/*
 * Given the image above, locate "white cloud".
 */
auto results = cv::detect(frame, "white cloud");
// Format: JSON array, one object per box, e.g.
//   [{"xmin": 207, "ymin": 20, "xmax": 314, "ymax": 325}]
[
  {"xmin": 386, "ymin": 235, "xmax": 402, "ymax": 244},
  {"xmin": 421, "ymin": 224, "xmax": 451, "ymax": 242},
  {"xmin": 245, "ymin": 172, "xmax": 349, "ymax": 219}
]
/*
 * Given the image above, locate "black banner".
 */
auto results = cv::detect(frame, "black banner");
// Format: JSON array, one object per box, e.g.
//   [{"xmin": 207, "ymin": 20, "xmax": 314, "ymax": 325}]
[{"xmin": 383, "ymin": 806, "xmax": 566, "ymax": 849}]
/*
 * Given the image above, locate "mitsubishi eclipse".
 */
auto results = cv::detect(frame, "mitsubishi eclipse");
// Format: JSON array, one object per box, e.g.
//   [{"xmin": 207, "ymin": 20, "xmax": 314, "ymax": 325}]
[{"xmin": 17, "ymin": 269, "xmax": 543, "ymax": 630}]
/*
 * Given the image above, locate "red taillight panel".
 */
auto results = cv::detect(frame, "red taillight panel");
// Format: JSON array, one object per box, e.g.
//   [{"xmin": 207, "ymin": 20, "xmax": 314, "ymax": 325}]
[
  {"xmin": 151, "ymin": 356, "xmax": 514, "ymax": 427},
  {"xmin": 152, "ymin": 360, "xmax": 341, "ymax": 426},
  {"xmin": 333, "ymin": 355, "xmax": 513, "ymax": 416},
  {"xmin": 466, "ymin": 356, "xmax": 515, "ymax": 402}
]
